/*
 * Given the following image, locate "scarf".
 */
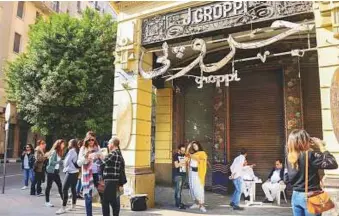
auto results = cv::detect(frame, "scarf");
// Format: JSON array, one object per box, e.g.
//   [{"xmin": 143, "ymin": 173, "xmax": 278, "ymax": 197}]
[{"xmin": 193, "ymin": 151, "xmax": 207, "ymax": 186}]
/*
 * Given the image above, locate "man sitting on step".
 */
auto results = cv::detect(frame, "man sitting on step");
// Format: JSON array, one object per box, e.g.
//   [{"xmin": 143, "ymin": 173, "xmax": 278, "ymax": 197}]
[{"xmin": 262, "ymin": 159, "xmax": 284, "ymax": 204}]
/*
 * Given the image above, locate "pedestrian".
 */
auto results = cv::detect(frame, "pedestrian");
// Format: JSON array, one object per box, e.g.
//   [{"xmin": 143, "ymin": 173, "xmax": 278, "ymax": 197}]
[
  {"xmin": 76, "ymin": 139, "xmax": 84, "ymax": 199},
  {"xmin": 30, "ymin": 140, "xmax": 47, "ymax": 196},
  {"xmin": 100, "ymin": 137, "xmax": 126, "ymax": 216},
  {"xmin": 45, "ymin": 139, "xmax": 65, "ymax": 207},
  {"xmin": 77, "ymin": 132, "xmax": 103, "ymax": 216},
  {"xmin": 229, "ymin": 148, "xmax": 247, "ymax": 210},
  {"xmin": 284, "ymin": 129, "xmax": 338, "ymax": 216},
  {"xmin": 186, "ymin": 141, "xmax": 208, "ymax": 213},
  {"xmin": 21, "ymin": 144, "xmax": 35, "ymax": 190},
  {"xmin": 56, "ymin": 139, "xmax": 79, "ymax": 214},
  {"xmin": 173, "ymin": 144, "xmax": 187, "ymax": 209}
]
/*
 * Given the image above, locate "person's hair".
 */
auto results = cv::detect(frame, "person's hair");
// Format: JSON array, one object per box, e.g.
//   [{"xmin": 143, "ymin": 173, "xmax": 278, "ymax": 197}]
[
  {"xmin": 178, "ymin": 144, "xmax": 185, "ymax": 150},
  {"xmin": 69, "ymin": 139, "xmax": 79, "ymax": 152},
  {"xmin": 26, "ymin": 144, "xmax": 34, "ymax": 152},
  {"xmin": 46, "ymin": 139, "xmax": 64, "ymax": 158},
  {"xmin": 240, "ymin": 148, "xmax": 247, "ymax": 155},
  {"xmin": 84, "ymin": 135, "xmax": 99, "ymax": 148},
  {"xmin": 37, "ymin": 140, "xmax": 45, "ymax": 146},
  {"xmin": 86, "ymin": 130, "xmax": 96, "ymax": 138},
  {"xmin": 77, "ymin": 139, "xmax": 84, "ymax": 148},
  {"xmin": 108, "ymin": 137, "xmax": 120, "ymax": 150},
  {"xmin": 276, "ymin": 159, "xmax": 283, "ymax": 164},
  {"xmin": 287, "ymin": 129, "xmax": 311, "ymax": 170},
  {"xmin": 191, "ymin": 140, "xmax": 203, "ymax": 152}
]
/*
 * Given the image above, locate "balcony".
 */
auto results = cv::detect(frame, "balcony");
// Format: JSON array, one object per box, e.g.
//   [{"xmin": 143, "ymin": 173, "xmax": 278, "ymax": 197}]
[{"xmin": 32, "ymin": 1, "xmax": 60, "ymax": 15}]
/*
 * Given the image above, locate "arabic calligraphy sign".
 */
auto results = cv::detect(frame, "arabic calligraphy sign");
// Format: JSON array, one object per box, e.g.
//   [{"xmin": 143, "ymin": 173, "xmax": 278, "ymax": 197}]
[{"xmin": 141, "ymin": 1, "xmax": 313, "ymax": 45}]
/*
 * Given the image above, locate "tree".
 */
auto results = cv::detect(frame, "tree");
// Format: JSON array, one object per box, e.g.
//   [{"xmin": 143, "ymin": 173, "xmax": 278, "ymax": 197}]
[{"xmin": 6, "ymin": 9, "xmax": 117, "ymax": 139}]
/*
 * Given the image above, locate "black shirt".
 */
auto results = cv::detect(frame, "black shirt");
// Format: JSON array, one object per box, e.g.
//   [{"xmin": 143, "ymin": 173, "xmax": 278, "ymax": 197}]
[
  {"xmin": 173, "ymin": 153, "xmax": 186, "ymax": 177},
  {"xmin": 284, "ymin": 151, "xmax": 338, "ymax": 192}
]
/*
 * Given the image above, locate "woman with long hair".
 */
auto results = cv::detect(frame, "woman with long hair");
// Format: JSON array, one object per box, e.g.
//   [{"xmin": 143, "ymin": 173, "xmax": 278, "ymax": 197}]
[
  {"xmin": 285, "ymin": 129, "xmax": 338, "ymax": 216},
  {"xmin": 45, "ymin": 139, "xmax": 65, "ymax": 207},
  {"xmin": 77, "ymin": 132, "xmax": 102, "ymax": 216},
  {"xmin": 56, "ymin": 139, "xmax": 79, "ymax": 214},
  {"xmin": 21, "ymin": 144, "xmax": 35, "ymax": 190},
  {"xmin": 76, "ymin": 139, "xmax": 84, "ymax": 199},
  {"xmin": 186, "ymin": 141, "xmax": 208, "ymax": 213}
]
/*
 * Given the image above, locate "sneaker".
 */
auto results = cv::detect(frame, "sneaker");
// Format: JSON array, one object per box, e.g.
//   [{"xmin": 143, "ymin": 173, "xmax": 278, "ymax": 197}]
[
  {"xmin": 37, "ymin": 193, "xmax": 44, "ymax": 197},
  {"xmin": 190, "ymin": 203, "xmax": 200, "ymax": 209},
  {"xmin": 233, "ymin": 205, "xmax": 244, "ymax": 210},
  {"xmin": 230, "ymin": 202, "xmax": 235, "ymax": 207},
  {"xmin": 178, "ymin": 204, "xmax": 186, "ymax": 210},
  {"xmin": 66, "ymin": 204, "xmax": 76, "ymax": 211},
  {"xmin": 45, "ymin": 202, "xmax": 54, "ymax": 207},
  {"xmin": 21, "ymin": 186, "xmax": 28, "ymax": 190},
  {"xmin": 263, "ymin": 199, "xmax": 273, "ymax": 204},
  {"xmin": 200, "ymin": 206, "xmax": 207, "ymax": 213},
  {"xmin": 56, "ymin": 207, "xmax": 66, "ymax": 215}
]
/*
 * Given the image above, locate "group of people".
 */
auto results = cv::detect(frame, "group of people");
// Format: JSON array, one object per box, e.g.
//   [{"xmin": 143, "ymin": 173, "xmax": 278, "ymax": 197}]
[
  {"xmin": 173, "ymin": 129, "xmax": 338, "ymax": 216},
  {"xmin": 20, "ymin": 131, "xmax": 127, "ymax": 216}
]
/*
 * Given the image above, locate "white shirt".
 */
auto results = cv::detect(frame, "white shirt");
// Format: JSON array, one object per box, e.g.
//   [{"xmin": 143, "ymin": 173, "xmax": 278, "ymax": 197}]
[
  {"xmin": 23, "ymin": 154, "xmax": 29, "ymax": 169},
  {"xmin": 230, "ymin": 154, "xmax": 246, "ymax": 179},
  {"xmin": 270, "ymin": 169, "xmax": 281, "ymax": 183},
  {"xmin": 242, "ymin": 166, "xmax": 255, "ymax": 181},
  {"xmin": 55, "ymin": 155, "xmax": 61, "ymax": 170}
]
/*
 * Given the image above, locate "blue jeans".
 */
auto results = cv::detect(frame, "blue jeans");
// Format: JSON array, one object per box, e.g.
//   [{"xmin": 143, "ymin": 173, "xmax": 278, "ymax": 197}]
[
  {"xmin": 76, "ymin": 179, "xmax": 82, "ymax": 194},
  {"xmin": 174, "ymin": 175, "xmax": 186, "ymax": 207},
  {"xmin": 231, "ymin": 177, "xmax": 242, "ymax": 206},
  {"xmin": 85, "ymin": 190, "xmax": 93, "ymax": 216},
  {"xmin": 292, "ymin": 191, "xmax": 321, "ymax": 216},
  {"xmin": 23, "ymin": 168, "xmax": 34, "ymax": 186}
]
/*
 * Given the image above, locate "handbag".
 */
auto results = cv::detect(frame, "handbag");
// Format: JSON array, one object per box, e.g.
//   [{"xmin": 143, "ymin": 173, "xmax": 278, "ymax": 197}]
[
  {"xmin": 305, "ymin": 151, "xmax": 335, "ymax": 214},
  {"xmin": 130, "ymin": 195, "xmax": 148, "ymax": 211}
]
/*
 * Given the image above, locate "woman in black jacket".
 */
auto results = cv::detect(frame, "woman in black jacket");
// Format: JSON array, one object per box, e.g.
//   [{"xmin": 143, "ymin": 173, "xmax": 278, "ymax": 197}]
[
  {"xmin": 285, "ymin": 129, "xmax": 338, "ymax": 216},
  {"xmin": 21, "ymin": 144, "xmax": 35, "ymax": 190}
]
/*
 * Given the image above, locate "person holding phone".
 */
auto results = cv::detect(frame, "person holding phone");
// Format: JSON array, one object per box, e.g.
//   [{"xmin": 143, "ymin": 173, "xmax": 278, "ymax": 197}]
[{"xmin": 21, "ymin": 144, "xmax": 35, "ymax": 190}]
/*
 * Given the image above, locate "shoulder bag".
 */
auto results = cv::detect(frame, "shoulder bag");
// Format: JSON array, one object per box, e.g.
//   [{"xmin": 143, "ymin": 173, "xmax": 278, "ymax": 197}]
[{"xmin": 305, "ymin": 150, "xmax": 334, "ymax": 214}]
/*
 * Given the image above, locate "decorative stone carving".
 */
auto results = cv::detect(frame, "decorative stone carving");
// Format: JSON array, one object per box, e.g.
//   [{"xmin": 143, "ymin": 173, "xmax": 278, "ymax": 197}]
[{"xmin": 141, "ymin": 1, "xmax": 313, "ymax": 45}]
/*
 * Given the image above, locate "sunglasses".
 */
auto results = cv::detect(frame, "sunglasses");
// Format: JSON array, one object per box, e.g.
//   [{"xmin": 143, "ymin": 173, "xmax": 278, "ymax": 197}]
[
  {"xmin": 89, "ymin": 139, "xmax": 95, "ymax": 142},
  {"xmin": 26, "ymin": 147, "xmax": 31, "ymax": 149}
]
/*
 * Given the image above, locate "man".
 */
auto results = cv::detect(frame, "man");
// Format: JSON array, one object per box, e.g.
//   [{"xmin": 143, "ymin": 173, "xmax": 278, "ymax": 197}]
[
  {"xmin": 100, "ymin": 137, "xmax": 125, "ymax": 216},
  {"xmin": 230, "ymin": 148, "xmax": 247, "ymax": 210},
  {"xmin": 262, "ymin": 159, "xmax": 284, "ymax": 203},
  {"xmin": 173, "ymin": 144, "xmax": 187, "ymax": 209},
  {"xmin": 30, "ymin": 140, "xmax": 47, "ymax": 196}
]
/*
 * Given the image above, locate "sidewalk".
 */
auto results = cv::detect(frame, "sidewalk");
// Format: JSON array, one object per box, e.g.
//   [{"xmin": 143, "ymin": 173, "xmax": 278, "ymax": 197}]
[
  {"xmin": 0, "ymin": 185, "xmax": 295, "ymax": 216},
  {"xmin": 0, "ymin": 158, "xmax": 21, "ymax": 163}
]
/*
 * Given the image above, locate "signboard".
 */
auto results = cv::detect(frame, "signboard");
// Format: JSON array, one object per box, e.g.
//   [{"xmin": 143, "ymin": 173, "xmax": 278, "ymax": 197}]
[{"xmin": 141, "ymin": 1, "xmax": 313, "ymax": 45}]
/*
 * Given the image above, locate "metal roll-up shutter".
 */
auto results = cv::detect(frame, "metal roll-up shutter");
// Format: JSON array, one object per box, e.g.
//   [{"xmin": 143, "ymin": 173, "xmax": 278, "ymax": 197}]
[
  {"xmin": 301, "ymin": 64, "xmax": 323, "ymax": 139},
  {"xmin": 229, "ymin": 69, "xmax": 285, "ymax": 180}
]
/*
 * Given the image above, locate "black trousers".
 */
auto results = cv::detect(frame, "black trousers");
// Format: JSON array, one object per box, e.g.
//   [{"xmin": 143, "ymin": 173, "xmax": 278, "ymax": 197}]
[
  {"xmin": 62, "ymin": 172, "xmax": 78, "ymax": 206},
  {"xmin": 101, "ymin": 181, "xmax": 119, "ymax": 216},
  {"xmin": 30, "ymin": 171, "xmax": 43, "ymax": 195},
  {"xmin": 45, "ymin": 170, "xmax": 63, "ymax": 202}
]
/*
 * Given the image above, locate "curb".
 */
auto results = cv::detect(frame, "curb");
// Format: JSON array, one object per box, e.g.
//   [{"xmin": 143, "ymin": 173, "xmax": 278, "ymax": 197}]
[{"xmin": 0, "ymin": 159, "xmax": 21, "ymax": 164}]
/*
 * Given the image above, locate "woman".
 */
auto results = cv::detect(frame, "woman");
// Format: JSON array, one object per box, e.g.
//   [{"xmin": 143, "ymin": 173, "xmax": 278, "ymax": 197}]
[
  {"xmin": 76, "ymin": 139, "xmax": 84, "ymax": 199},
  {"xmin": 77, "ymin": 132, "xmax": 102, "ymax": 216},
  {"xmin": 45, "ymin": 139, "xmax": 65, "ymax": 207},
  {"xmin": 21, "ymin": 144, "xmax": 35, "ymax": 190},
  {"xmin": 56, "ymin": 139, "xmax": 79, "ymax": 214},
  {"xmin": 30, "ymin": 140, "xmax": 47, "ymax": 196},
  {"xmin": 186, "ymin": 141, "xmax": 208, "ymax": 213},
  {"xmin": 285, "ymin": 129, "xmax": 338, "ymax": 216}
]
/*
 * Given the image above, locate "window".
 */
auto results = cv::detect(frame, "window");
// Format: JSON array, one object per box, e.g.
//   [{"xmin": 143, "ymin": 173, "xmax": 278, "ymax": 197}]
[
  {"xmin": 77, "ymin": 1, "xmax": 81, "ymax": 13},
  {"xmin": 13, "ymin": 33, "xmax": 21, "ymax": 53},
  {"xmin": 16, "ymin": 1, "xmax": 24, "ymax": 18},
  {"xmin": 52, "ymin": 1, "xmax": 60, "ymax": 13}
]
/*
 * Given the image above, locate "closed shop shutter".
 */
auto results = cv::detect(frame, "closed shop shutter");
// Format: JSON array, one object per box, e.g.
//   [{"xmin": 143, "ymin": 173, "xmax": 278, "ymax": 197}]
[
  {"xmin": 229, "ymin": 69, "xmax": 285, "ymax": 180},
  {"xmin": 184, "ymin": 83, "xmax": 214, "ymax": 187},
  {"xmin": 301, "ymin": 64, "xmax": 323, "ymax": 139}
]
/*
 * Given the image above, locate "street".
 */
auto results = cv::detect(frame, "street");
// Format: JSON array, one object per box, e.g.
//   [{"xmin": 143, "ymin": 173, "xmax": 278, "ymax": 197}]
[{"xmin": 0, "ymin": 163, "xmax": 296, "ymax": 216}]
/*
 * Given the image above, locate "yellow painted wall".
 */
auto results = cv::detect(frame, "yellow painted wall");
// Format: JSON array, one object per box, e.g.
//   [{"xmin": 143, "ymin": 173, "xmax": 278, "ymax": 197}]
[{"xmin": 314, "ymin": 2, "xmax": 339, "ymax": 178}]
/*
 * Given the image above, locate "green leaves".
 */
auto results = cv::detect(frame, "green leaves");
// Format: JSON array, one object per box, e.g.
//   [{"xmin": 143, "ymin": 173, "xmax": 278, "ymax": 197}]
[{"xmin": 5, "ymin": 8, "xmax": 117, "ymax": 139}]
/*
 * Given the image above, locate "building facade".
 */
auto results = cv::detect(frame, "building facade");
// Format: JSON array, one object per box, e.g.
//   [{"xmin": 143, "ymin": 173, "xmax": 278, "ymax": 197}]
[
  {"xmin": 111, "ymin": 1, "xmax": 339, "ymax": 209},
  {"xmin": 0, "ymin": 1, "xmax": 116, "ymax": 158}
]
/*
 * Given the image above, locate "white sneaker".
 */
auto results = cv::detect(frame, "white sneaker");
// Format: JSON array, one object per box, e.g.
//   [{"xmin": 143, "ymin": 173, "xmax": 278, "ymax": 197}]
[
  {"xmin": 200, "ymin": 206, "xmax": 207, "ymax": 213},
  {"xmin": 66, "ymin": 204, "xmax": 76, "ymax": 211},
  {"xmin": 190, "ymin": 204, "xmax": 200, "ymax": 209},
  {"xmin": 45, "ymin": 202, "xmax": 54, "ymax": 207},
  {"xmin": 56, "ymin": 207, "xmax": 66, "ymax": 215},
  {"xmin": 21, "ymin": 186, "xmax": 27, "ymax": 190}
]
